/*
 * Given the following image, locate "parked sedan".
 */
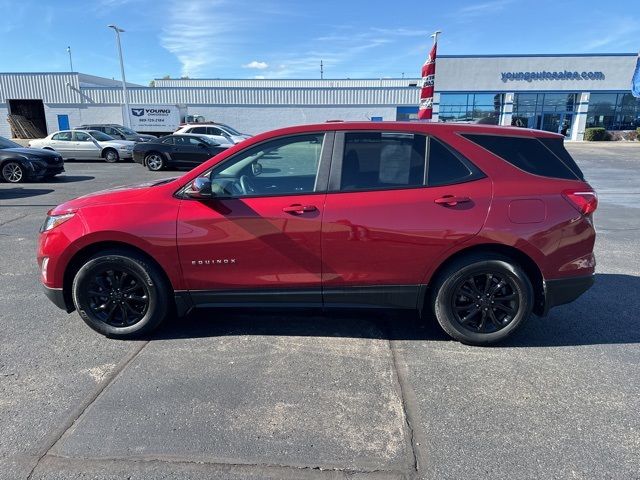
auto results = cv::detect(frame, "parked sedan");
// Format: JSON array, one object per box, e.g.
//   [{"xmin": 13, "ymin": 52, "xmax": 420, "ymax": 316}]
[
  {"xmin": 77, "ymin": 124, "xmax": 157, "ymax": 143},
  {"xmin": 0, "ymin": 136, "xmax": 64, "ymax": 183},
  {"xmin": 29, "ymin": 130, "xmax": 135, "ymax": 163},
  {"xmin": 175, "ymin": 123, "xmax": 251, "ymax": 144},
  {"xmin": 133, "ymin": 134, "xmax": 230, "ymax": 171}
]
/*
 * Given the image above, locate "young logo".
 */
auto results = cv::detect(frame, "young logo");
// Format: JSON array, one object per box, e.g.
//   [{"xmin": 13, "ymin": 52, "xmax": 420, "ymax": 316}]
[{"xmin": 131, "ymin": 108, "xmax": 145, "ymax": 117}]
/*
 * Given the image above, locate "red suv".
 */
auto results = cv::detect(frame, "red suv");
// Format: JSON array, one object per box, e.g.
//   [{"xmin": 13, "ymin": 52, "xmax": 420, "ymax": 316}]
[{"xmin": 37, "ymin": 122, "xmax": 596, "ymax": 345}]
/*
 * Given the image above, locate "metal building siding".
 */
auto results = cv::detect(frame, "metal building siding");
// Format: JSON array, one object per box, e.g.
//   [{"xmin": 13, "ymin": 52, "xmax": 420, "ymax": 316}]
[
  {"xmin": 0, "ymin": 73, "xmax": 81, "ymax": 103},
  {"xmin": 153, "ymin": 78, "xmax": 420, "ymax": 88},
  {"xmin": 81, "ymin": 86, "xmax": 420, "ymax": 106}
]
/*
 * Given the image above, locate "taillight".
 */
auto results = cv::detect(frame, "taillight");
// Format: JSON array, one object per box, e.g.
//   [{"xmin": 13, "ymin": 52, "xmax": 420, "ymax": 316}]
[{"xmin": 562, "ymin": 189, "xmax": 598, "ymax": 215}]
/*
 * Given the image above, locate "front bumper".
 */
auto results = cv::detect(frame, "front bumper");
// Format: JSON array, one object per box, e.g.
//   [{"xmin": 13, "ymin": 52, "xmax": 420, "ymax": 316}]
[
  {"xmin": 42, "ymin": 284, "xmax": 73, "ymax": 312},
  {"xmin": 542, "ymin": 274, "xmax": 595, "ymax": 315},
  {"xmin": 34, "ymin": 165, "xmax": 65, "ymax": 178}
]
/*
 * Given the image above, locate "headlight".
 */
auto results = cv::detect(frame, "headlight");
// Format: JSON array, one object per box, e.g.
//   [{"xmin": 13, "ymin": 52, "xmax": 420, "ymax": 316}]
[{"xmin": 41, "ymin": 213, "xmax": 75, "ymax": 232}]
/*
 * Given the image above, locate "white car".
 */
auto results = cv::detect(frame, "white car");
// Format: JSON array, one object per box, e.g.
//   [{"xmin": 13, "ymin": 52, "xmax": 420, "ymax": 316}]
[
  {"xmin": 29, "ymin": 130, "xmax": 136, "ymax": 163},
  {"xmin": 175, "ymin": 123, "xmax": 251, "ymax": 145}
]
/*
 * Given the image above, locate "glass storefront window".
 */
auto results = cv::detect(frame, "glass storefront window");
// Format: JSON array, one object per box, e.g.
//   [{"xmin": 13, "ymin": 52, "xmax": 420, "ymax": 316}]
[
  {"xmin": 587, "ymin": 93, "xmax": 640, "ymax": 130},
  {"xmin": 439, "ymin": 93, "xmax": 503, "ymax": 124},
  {"xmin": 512, "ymin": 93, "xmax": 577, "ymax": 134}
]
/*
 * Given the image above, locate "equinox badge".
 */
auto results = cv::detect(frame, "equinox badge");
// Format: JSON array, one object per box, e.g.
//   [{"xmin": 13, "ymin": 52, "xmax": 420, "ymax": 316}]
[{"xmin": 192, "ymin": 259, "xmax": 236, "ymax": 265}]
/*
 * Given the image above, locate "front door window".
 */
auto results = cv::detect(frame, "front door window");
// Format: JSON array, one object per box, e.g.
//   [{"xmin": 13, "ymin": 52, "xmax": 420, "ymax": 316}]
[{"xmin": 210, "ymin": 134, "xmax": 324, "ymax": 197}]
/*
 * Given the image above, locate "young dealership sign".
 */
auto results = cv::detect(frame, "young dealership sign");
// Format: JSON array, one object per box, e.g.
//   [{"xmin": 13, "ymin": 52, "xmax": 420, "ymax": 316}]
[{"xmin": 126, "ymin": 104, "xmax": 180, "ymax": 132}]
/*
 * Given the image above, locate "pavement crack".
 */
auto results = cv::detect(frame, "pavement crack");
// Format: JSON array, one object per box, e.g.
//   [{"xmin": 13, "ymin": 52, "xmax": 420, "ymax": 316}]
[
  {"xmin": 0, "ymin": 213, "xmax": 28, "ymax": 227},
  {"xmin": 386, "ymin": 331, "xmax": 425, "ymax": 479},
  {"xmin": 40, "ymin": 453, "xmax": 405, "ymax": 479},
  {"xmin": 26, "ymin": 340, "xmax": 149, "ymax": 480}
]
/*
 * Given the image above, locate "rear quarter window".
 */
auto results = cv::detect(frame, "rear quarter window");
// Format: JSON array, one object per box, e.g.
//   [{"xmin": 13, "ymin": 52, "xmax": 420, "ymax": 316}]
[{"xmin": 462, "ymin": 134, "xmax": 583, "ymax": 180}]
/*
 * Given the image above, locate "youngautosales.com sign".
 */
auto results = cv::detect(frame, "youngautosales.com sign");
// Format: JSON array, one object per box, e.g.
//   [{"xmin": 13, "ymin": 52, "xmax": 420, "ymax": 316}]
[{"xmin": 501, "ymin": 70, "xmax": 605, "ymax": 82}]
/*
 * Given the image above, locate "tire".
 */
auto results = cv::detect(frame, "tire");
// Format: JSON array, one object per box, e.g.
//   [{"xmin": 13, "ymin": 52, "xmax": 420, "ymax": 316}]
[
  {"xmin": 145, "ymin": 153, "xmax": 165, "ymax": 171},
  {"xmin": 431, "ymin": 253, "xmax": 533, "ymax": 345},
  {"xmin": 103, "ymin": 148, "xmax": 119, "ymax": 163},
  {"xmin": 1, "ymin": 161, "xmax": 26, "ymax": 183},
  {"xmin": 71, "ymin": 250, "xmax": 170, "ymax": 338}
]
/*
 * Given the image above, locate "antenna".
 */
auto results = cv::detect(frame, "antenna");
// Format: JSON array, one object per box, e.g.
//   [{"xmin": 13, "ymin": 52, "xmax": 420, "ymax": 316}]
[{"xmin": 320, "ymin": 60, "xmax": 324, "ymax": 80}]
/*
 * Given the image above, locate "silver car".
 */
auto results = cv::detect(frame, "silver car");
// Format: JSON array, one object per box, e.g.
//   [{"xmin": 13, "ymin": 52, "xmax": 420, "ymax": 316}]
[{"xmin": 29, "ymin": 130, "xmax": 135, "ymax": 163}]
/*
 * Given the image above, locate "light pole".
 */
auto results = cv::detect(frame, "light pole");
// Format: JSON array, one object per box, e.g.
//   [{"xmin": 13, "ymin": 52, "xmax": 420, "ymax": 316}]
[
  {"xmin": 107, "ymin": 24, "xmax": 131, "ymax": 128},
  {"xmin": 66, "ymin": 46, "xmax": 74, "ymax": 72}
]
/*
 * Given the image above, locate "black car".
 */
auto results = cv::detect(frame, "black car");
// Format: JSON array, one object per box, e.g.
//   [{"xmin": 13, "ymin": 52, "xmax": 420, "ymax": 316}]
[
  {"xmin": 0, "ymin": 136, "xmax": 64, "ymax": 183},
  {"xmin": 77, "ymin": 124, "xmax": 157, "ymax": 143},
  {"xmin": 133, "ymin": 134, "xmax": 230, "ymax": 171}
]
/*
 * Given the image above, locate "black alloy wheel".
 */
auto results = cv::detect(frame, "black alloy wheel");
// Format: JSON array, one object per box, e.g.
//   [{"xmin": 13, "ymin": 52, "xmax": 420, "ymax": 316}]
[
  {"xmin": 431, "ymin": 254, "xmax": 533, "ymax": 345},
  {"xmin": 72, "ymin": 250, "xmax": 170, "ymax": 338},
  {"xmin": 83, "ymin": 267, "xmax": 150, "ymax": 327},
  {"xmin": 451, "ymin": 272, "xmax": 519, "ymax": 333}
]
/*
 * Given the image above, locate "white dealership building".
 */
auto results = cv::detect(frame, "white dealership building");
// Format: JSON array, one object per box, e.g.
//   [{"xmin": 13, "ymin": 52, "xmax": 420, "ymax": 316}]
[{"xmin": 0, "ymin": 53, "xmax": 638, "ymax": 141}]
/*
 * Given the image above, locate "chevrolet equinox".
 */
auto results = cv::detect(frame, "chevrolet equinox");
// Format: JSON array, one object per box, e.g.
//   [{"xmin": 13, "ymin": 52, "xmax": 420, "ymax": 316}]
[{"xmin": 38, "ymin": 122, "xmax": 597, "ymax": 345}]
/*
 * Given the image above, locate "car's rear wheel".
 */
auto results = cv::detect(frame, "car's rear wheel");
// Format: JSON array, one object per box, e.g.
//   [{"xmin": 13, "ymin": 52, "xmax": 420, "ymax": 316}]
[
  {"xmin": 72, "ymin": 250, "xmax": 170, "ymax": 338},
  {"xmin": 103, "ymin": 148, "xmax": 119, "ymax": 163},
  {"xmin": 2, "ymin": 161, "xmax": 26, "ymax": 183},
  {"xmin": 431, "ymin": 254, "xmax": 533, "ymax": 345},
  {"xmin": 145, "ymin": 153, "xmax": 165, "ymax": 171}
]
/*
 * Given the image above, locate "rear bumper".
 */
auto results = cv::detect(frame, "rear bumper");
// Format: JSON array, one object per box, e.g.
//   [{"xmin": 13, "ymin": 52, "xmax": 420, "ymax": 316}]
[
  {"xmin": 543, "ymin": 274, "xmax": 594, "ymax": 315},
  {"xmin": 132, "ymin": 152, "xmax": 145, "ymax": 165},
  {"xmin": 42, "ymin": 284, "xmax": 73, "ymax": 312}
]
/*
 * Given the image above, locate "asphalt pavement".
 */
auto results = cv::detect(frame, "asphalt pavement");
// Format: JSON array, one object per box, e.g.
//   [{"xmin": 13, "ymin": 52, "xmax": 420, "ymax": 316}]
[{"xmin": 0, "ymin": 144, "xmax": 638, "ymax": 479}]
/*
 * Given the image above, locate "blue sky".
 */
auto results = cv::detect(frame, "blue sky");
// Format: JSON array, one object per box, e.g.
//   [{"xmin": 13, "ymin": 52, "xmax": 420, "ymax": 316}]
[{"xmin": 1, "ymin": 0, "xmax": 638, "ymax": 85}]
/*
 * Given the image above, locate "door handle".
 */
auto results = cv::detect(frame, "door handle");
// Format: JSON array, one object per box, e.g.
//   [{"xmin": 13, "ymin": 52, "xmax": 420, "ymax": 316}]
[
  {"xmin": 434, "ymin": 195, "xmax": 471, "ymax": 207},
  {"xmin": 282, "ymin": 204, "xmax": 317, "ymax": 214}
]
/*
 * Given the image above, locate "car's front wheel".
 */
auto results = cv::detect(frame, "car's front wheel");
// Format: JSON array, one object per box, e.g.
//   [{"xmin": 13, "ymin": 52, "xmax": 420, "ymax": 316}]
[
  {"xmin": 2, "ymin": 161, "xmax": 26, "ymax": 183},
  {"xmin": 431, "ymin": 254, "xmax": 533, "ymax": 345},
  {"xmin": 72, "ymin": 250, "xmax": 170, "ymax": 338},
  {"xmin": 103, "ymin": 148, "xmax": 119, "ymax": 163},
  {"xmin": 145, "ymin": 153, "xmax": 165, "ymax": 171}
]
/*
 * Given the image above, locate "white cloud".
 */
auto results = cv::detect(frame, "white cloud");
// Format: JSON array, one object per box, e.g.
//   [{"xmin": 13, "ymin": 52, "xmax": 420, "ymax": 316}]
[
  {"xmin": 254, "ymin": 75, "xmax": 265, "ymax": 79},
  {"xmin": 160, "ymin": 0, "xmax": 242, "ymax": 77},
  {"xmin": 243, "ymin": 60, "xmax": 269, "ymax": 70},
  {"xmin": 581, "ymin": 17, "xmax": 640, "ymax": 50},
  {"xmin": 457, "ymin": 0, "xmax": 513, "ymax": 17},
  {"xmin": 262, "ymin": 26, "xmax": 424, "ymax": 78}
]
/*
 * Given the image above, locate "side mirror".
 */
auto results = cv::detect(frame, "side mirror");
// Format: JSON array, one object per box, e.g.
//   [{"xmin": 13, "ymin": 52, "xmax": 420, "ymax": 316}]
[{"xmin": 185, "ymin": 177, "xmax": 212, "ymax": 199}]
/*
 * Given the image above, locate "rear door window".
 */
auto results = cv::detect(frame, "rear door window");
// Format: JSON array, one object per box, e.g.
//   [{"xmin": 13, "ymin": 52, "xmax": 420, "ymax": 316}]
[
  {"xmin": 462, "ymin": 134, "xmax": 581, "ymax": 180},
  {"xmin": 52, "ymin": 132, "xmax": 72, "ymax": 141},
  {"xmin": 427, "ymin": 137, "xmax": 484, "ymax": 186},
  {"xmin": 207, "ymin": 127, "xmax": 224, "ymax": 136},
  {"xmin": 340, "ymin": 132, "xmax": 426, "ymax": 191}
]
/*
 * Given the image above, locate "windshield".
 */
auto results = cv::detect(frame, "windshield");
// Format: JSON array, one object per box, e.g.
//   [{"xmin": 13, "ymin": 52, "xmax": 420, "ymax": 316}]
[
  {"xmin": 119, "ymin": 127, "xmax": 138, "ymax": 135},
  {"xmin": 0, "ymin": 137, "xmax": 23, "ymax": 149},
  {"xmin": 219, "ymin": 124, "xmax": 242, "ymax": 135},
  {"xmin": 88, "ymin": 131, "xmax": 116, "ymax": 141}
]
